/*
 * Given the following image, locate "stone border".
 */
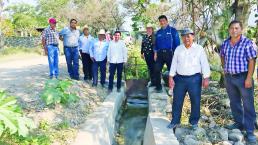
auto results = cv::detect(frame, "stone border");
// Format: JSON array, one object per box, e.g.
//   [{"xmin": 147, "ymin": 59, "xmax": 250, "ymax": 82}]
[
  {"xmin": 143, "ymin": 87, "xmax": 179, "ymax": 145},
  {"xmin": 72, "ymin": 88, "xmax": 126, "ymax": 145}
]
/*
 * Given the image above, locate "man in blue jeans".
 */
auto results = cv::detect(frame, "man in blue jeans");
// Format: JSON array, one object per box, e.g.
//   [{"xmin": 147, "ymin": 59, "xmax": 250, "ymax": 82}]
[
  {"xmin": 42, "ymin": 18, "xmax": 59, "ymax": 79},
  {"xmin": 220, "ymin": 20, "xmax": 257, "ymax": 144},
  {"xmin": 60, "ymin": 19, "xmax": 80, "ymax": 80},
  {"xmin": 89, "ymin": 29, "xmax": 109, "ymax": 87},
  {"xmin": 167, "ymin": 28, "xmax": 210, "ymax": 130},
  {"xmin": 107, "ymin": 31, "xmax": 127, "ymax": 93}
]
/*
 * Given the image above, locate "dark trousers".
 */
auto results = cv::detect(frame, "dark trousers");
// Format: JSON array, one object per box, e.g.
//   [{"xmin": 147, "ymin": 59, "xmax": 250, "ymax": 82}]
[
  {"xmin": 92, "ymin": 58, "xmax": 107, "ymax": 86},
  {"xmin": 144, "ymin": 52, "xmax": 155, "ymax": 85},
  {"xmin": 108, "ymin": 63, "xmax": 124, "ymax": 90},
  {"xmin": 80, "ymin": 50, "xmax": 92, "ymax": 80},
  {"xmin": 154, "ymin": 50, "xmax": 173, "ymax": 89},
  {"xmin": 225, "ymin": 73, "xmax": 256, "ymax": 132},
  {"xmin": 171, "ymin": 73, "xmax": 202, "ymax": 125},
  {"xmin": 64, "ymin": 46, "xmax": 79, "ymax": 79}
]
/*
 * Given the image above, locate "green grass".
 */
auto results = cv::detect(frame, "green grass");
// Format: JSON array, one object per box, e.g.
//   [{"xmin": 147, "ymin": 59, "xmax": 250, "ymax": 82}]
[{"xmin": 0, "ymin": 46, "xmax": 43, "ymax": 57}]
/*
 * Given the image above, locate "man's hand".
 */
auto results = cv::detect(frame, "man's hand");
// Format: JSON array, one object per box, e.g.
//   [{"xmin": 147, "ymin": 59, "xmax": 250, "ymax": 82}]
[
  {"xmin": 141, "ymin": 54, "xmax": 144, "ymax": 59},
  {"xmin": 202, "ymin": 78, "xmax": 209, "ymax": 88},
  {"xmin": 244, "ymin": 77, "xmax": 252, "ymax": 88},
  {"xmin": 43, "ymin": 47, "xmax": 48, "ymax": 55},
  {"xmin": 91, "ymin": 57, "xmax": 95, "ymax": 62},
  {"xmin": 154, "ymin": 52, "xmax": 157, "ymax": 61},
  {"xmin": 169, "ymin": 76, "xmax": 174, "ymax": 89}
]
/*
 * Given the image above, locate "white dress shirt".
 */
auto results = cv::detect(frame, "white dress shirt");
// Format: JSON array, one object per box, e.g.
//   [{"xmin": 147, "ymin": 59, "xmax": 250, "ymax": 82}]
[
  {"xmin": 169, "ymin": 43, "xmax": 210, "ymax": 78},
  {"xmin": 79, "ymin": 35, "xmax": 93, "ymax": 54},
  {"xmin": 107, "ymin": 40, "xmax": 128, "ymax": 63}
]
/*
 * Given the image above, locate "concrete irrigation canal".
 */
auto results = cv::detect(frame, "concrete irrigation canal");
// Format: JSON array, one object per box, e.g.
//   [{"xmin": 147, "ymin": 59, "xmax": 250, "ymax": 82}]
[{"xmin": 72, "ymin": 79, "xmax": 178, "ymax": 145}]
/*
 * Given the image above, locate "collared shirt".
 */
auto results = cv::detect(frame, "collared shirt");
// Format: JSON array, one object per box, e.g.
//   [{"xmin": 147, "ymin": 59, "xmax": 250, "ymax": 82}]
[
  {"xmin": 154, "ymin": 25, "xmax": 180, "ymax": 52},
  {"xmin": 89, "ymin": 39, "xmax": 109, "ymax": 61},
  {"xmin": 79, "ymin": 34, "xmax": 93, "ymax": 54},
  {"xmin": 220, "ymin": 35, "xmax": 257, "ymax": 74},
  {"xmin": 141, "ymin": 34, "xmax": 154, "ymax": 55},
  {"xmin": 107, "ymin": 40, "xmax": 127, "ymax": 63},
  {"xmin": 42, "ymin": 26, "xmax": 59, "ymax": 46},
  {"xmin": 169, "ymin": 43, "xmax": 211, "ymax": 78},
  {"xmin": 59, "ymin": 27, "xmax": 80, "ymax": 47}
]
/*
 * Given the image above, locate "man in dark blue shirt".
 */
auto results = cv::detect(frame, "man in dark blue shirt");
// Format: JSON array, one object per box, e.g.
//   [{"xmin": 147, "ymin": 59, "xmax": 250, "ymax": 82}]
[{"xmin": 154, "ymin": 15, "xmax": 180, "ymax": 92}]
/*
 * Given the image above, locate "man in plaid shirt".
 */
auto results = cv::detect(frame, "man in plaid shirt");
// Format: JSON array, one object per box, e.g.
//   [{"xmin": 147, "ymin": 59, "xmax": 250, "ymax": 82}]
[
  {"xmin": 42, "ymin": 18, "xmax": 59, "ymax": 79},
  {"xmin": 220, "ymin": 20, "xmax": 257, "ymax": 144}
]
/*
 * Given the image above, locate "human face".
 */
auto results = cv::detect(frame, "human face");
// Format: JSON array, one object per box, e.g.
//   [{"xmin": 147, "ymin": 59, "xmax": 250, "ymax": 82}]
[
  {"xmin": 70, "ymin": 20, "xmax": 77, "ymax": 29},
  {"xmin": 159, "ymin": 18, "xmax": 168, "ymax": 28},
  {"xmin": 182, "ymin": 34, "xmax": 194, "ymax": 48},
  {"xmin": 146, "ymin": 27, "xmax": 153, "ymax": 35},
  {"xmin": 98, "ymin": 34, "xmax": 105, "ymax": 41},
  {"xmin": 114, "ymin": 32, "xmax": 121, "ymax": 42},
  {"xmin": 229, "ymin": 23, "xmax": 242, "ymax": 39},
  {"xmin": 83, "ymin": 28, "xmax": 89, "ymax": 36},
  {"xmin": 49, "ymin": 23, "xmax": 56, "ymax": 29}
]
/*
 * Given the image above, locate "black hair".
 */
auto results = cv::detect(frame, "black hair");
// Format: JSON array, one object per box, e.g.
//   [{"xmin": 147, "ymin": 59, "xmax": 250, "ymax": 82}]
[
  {"xmin": 70, "ymin": 18, "xmax": 77, "ymax": 24},
  {"xmin": 228, "ymin": 20, "xmax": 243, "ymax": 29},
  {"xmin": 114, "ymin": 31, "xmax": 121, "ymax": 35},
  {"xmin": 158, "ymin": 15, "xmax": 168, "ymax": 21}
]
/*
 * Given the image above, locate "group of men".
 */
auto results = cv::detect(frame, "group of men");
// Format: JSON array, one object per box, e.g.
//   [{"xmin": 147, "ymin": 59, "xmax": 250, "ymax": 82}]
[
  {"xmin": 42, "ymin": 18, "xmax": 127, "ymax": 93},
  {"xmin": 141, "ymin": 15, "xmax": 257, "ymax": 143},
  {"xmin": 42, "ymin": 15, "xmax": 257, "ymax": 143}
]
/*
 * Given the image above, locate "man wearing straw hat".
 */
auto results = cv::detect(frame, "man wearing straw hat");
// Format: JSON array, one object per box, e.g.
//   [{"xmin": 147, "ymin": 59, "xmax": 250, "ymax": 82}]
[
  {"xmin": 167, "ymin": 28, "xmax": 210, "ymax": 130},
  {"xmin": 89, "ymin": 29, "xmax": 109, "ymax": 87},
  {"xmin": 141, "ymin": 23, "xmax": 156, "ymax": 87},
  {"xmin": 79, "ymin": 25, "xmax": 94, "ymax": 81}
]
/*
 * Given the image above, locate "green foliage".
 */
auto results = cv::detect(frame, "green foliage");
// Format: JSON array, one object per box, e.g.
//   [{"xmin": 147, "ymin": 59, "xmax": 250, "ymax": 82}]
[
  {"xmin": 126, "ymin": 43, "xmax": 148, "ymax": 79},
  {"xmin": 41, "ymin": 79, "xmax": 79, "ymax": 106},
  {"xmin": 0, "ymin": 90, "xmax": 36, "ymax": 137},
  {"xmin": 1, "ymin": 133, "xmax": 51, "ymax": 145},
  {"xmin": 246, "ymin": 26, "xmax": 257, "ymax": 39}
]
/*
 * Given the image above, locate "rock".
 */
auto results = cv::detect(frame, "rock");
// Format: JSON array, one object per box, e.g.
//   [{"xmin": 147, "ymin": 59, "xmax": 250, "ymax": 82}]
[
  {"xmin": 233, "ymin": 141, "xmax": 244, "ymax": 145},
  {"xmin": 193, "ymin": 127, "xmax": 207, "ymax": 141},
  {"xmin": 228, "ymin": 130, "xmax": 243, "ymax": 142},
  {"xmin": 201, "ymin": 115, "xmax": 209, "ymax": 121},
  {"xmin": 218, "ymin": 141, "xmax": 233, "ymax": 145},
  {"xmin": 175, "ymin": 127, "xmax": 190, "ymax": 140},
  {"xmin": 208, "ymin": 129, "xmax": 221, "ymax": 144},
  {"xmin": 218, "ymin": 128, "xmax": 228, "ymax": 141},
  {"xmin": 209, "ymin": 121, "xmax": 216, "ymax": 128},
  {"xmin": 184, "ymin": 135, "xmax": 200, "ymax": 145}
]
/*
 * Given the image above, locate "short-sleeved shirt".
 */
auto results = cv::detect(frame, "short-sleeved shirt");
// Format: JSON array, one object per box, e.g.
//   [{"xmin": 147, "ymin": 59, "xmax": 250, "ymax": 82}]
[
  {"xmin": 220, "ymin": 35, "xmax": 257, "ymax": 74},
  {"xmin": 59, "ymin": 27, "xmax": 80, "ymax": 47},
  {"xmin": 42, "ymin": 26, "xmax": 59, "ymax": 46},
  {"xmin": 141, "ymin": 34, "xmax": 154, "ymax": 55}
]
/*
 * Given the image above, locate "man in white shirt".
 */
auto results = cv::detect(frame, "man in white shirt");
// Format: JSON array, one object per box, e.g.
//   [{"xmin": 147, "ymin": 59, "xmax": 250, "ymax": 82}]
[
  {"xmin": 107, "ymin": 31, "xmax": 128, "ymax": 93},
  {"xmin": 79, "ymin": 25, "xmax": 94, "ymax": 81},
  {"xmin": 167, "ymin": 28, "xmax": 210, "ymax": 130},
  {"xmin": 89, "ymin": 29, "xmax": 109, "ymax": 87}
]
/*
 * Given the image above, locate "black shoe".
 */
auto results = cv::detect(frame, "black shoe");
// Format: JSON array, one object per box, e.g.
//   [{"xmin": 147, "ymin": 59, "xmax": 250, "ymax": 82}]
[
  {"xmin": 117, "ymin": 88, "xmax": 121, "ymax": 92},
  {"xmin": 108, "ymin": 89, "xmax": 112, "ymax": 94},
  {"xmin": 246, "ymin": 132, "xmax": 257, "ymax": 144},
  {"xmin": 92, "ymin": 84, "xmax": 97, "ymax": 87},
  {"xmin": 167, "ymin": 123, "xmax": 178, "ymax": 129}
]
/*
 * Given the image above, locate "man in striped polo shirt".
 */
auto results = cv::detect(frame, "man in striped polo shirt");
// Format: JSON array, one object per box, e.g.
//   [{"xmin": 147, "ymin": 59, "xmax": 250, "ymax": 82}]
[{"xmin": 220, "ymin": 20, "xmax": 257, "ymax": 144}]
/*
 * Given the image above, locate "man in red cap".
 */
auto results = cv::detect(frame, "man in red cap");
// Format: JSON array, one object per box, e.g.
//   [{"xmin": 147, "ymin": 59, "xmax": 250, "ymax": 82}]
[{"xmin": 42, "ymin": 18, "xmax": 59, "ymax": 79}]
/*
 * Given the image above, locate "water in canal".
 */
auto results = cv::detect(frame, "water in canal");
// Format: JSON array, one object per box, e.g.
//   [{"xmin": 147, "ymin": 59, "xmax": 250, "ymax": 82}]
[{"xmin": 114, "ymin": 96, "xmax": 148, "ymax": 145}]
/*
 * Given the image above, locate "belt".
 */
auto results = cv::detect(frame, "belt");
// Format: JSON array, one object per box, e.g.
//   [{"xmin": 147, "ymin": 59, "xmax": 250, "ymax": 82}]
[
  {"xmin": 49, "ymin": 44, "xmax": 58, "ymax": 47},
  {"xmin": 65, "ymin": 46, "xmax": 78, "ymax": 48},
  {"xmin": 225, "ymin": 72, "xmax": 248, "ymax": 77},
  {"xmin": 177, "ymin": 73, "xmax": 201, "ymax": 77},
  {"xmin": 158, "ymin": 49, "xmax": 173, "ymax": 52}
]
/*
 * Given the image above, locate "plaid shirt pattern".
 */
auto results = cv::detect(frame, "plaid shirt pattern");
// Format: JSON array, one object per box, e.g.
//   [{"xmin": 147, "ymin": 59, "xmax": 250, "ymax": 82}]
[
  {"xmin": 220, "ymin": 35, "xmax": 257, "ymax": 74},
  {"xmin": 42, "ymin": 27, "xmax": 59, "ymax": 46}
]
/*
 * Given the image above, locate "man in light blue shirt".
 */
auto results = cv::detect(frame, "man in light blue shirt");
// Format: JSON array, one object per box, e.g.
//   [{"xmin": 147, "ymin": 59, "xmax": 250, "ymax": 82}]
[
  {"xmin": 89, "ymin": 29, "xmax": 109, "ymax": 87},
  {"xmin": 60, "ymin": 18, "xmax": 80, "ymax": 80},
  {"xmin": 79, "ymin": 25, "xmax": 94, "ymax": 81}
]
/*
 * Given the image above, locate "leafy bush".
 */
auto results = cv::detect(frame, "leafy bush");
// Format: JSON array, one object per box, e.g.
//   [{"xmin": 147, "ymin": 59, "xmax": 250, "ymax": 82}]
[
  {"xmin": 0, "ymin": 90, "xmax": 36, "ymax": 137},
  {"xmin": 41, "ymin": 79, "xmax": 79, "ymax": 106}
]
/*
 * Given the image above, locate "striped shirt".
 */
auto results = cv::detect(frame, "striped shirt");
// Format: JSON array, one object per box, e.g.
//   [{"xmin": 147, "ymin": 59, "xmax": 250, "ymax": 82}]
[
  {"xmin": 220, "ymin": 35, "xmax": 257, "ymax": 74},
  {"xmin": 42, "ymin": 26, "xmax": 59, "ymax": 46}
]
